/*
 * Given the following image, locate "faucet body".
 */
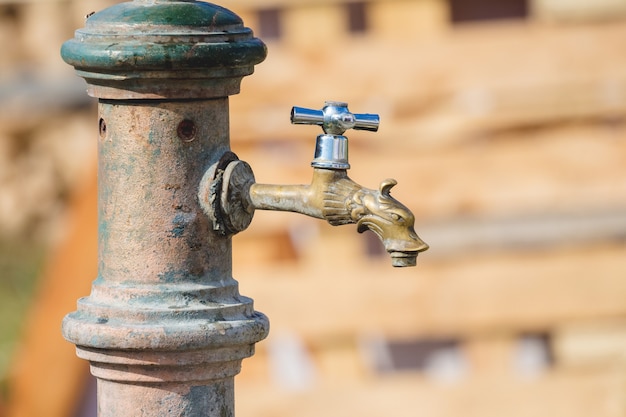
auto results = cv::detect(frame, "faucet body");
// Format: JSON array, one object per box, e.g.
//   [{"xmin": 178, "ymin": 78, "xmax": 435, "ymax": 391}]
[
  {"xmin": 200, "ymin": 102, "xmax": 429, "ymax": 267},
  {"xmin": 250, "ymin": 169, "xmax": 428, "ymax": 267}
]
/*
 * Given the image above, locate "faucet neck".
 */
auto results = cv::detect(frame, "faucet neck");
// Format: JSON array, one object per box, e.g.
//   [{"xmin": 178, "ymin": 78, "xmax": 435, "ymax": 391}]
[
  {"xmin": 311, "ymin": 134, "xmax": 350, "ymax": 170},
  {"xmin": 291, "ymin": 101, "xmax": 380, "ymax": 170}
]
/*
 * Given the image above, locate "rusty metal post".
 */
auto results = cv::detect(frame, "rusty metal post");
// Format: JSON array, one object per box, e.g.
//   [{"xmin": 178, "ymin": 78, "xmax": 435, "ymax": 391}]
[{"xmin": 60, "ymin": 1, "xmax": 268, "ymax": 415}]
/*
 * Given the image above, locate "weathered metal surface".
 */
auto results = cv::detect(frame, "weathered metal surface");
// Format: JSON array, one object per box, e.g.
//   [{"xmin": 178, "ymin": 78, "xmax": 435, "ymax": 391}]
[
  {"xmin": 61, "ymin": 1, "xmax": 268, "ymax": 416},
  {"xmin": 64, "ymin": 100, "xmax": 268, "ymax": 350},
  {"xmin": 61, "ymin": 0, "xmax": 266, "ymax": 100},
  {"xmin": 199, "ymin": 103, "xmax": 429, "ymax": 267}
]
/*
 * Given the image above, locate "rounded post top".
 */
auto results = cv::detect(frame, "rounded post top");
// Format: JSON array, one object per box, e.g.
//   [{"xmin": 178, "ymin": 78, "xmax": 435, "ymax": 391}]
[{"xmin": 62, "ymin": 0, "xmax": 266, "ymax": 99}]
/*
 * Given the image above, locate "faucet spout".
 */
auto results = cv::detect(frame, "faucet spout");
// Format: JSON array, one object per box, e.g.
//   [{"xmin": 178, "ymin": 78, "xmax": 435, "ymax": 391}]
[
  {"xmin": 248, "ymin": 169, "xmax": 341, "ymax": 220},
  {"xmin": 199, "ymin": 154, "xmax": 428, "ymax": 267},
  {"xmin": 248, "ymin": 181, "xmax": 321, "ymax": 219},
  {"xmin": 198, "ymin": 102, "xmax": 428, "ymax": 267}
]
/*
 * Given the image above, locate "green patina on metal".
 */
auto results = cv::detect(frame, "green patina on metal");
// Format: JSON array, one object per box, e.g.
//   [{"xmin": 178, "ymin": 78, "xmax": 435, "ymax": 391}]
[
  {"xmin": 61, "ymin": 41, "xmax": 267, "ymax": 72},
  {"xmin": 171, "ymin": 213, "xmax": 189, "ymax": 238},
  {"xmin": 60, "ymin": 0, "xmax": 267, "ymax": 74},
  {"xmin": 87, "ymin": 0, "xmax": 242, "ymax": 28}
]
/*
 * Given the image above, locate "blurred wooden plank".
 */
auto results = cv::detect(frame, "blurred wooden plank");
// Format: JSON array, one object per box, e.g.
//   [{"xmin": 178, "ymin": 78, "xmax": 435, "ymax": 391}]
[
  {"xmin": 533, "ymin": 0, "xmax": 626, "ymax": 21},
  {"xmin": 219, "ymin": 0, "xmax": 445, "ymax": 10},
  {"xmin": 282, "ymin": 4, "xmax": 344, "ymax": 49},
  {"xmin": 0, "ymin": 77, "xmax": 93, "ymax": 133},
  {"xmin": 232, "ymin": 122, "xmax": 626, "ymax": 225},
  {"xmin": 370, "ymin": 0, "xmax": 449, "ymax": 38},
  {"xmin": 464, "ymin": 334, "xmax": 518, "ymax": 377},
  {"xmin": 235, "ymin": 206, "xmax": 626, "ymax": 259},
  {"xmin": 236, "ymin": 242, "xmax": 626, "ymax": 339},
  {"xmin": 231, "ymin": 22, "xmax": 626, "ymax": 142},
  {"xmin": 554, "ymin": 320, "xmax": 626, "ymax": 368},
  {"xmin": 417, "ymin": 209, "xmax": 626, "ymax": 256},
  {"xmin": 237, "ymin": 368, "xmax": 626, "ymax": 417},
  {"xmin": 233, "ymin": 227, "xmax": 299, "ymax": 264},
  {"xmin": 239, "ymin": 330, "xmax": 553, "ymax": 383}
]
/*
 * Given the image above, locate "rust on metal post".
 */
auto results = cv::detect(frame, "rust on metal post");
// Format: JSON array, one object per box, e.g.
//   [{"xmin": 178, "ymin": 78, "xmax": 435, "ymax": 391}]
[{"xmin": 61, "ymin": 1, "xmax": 268, "ymax": 416}]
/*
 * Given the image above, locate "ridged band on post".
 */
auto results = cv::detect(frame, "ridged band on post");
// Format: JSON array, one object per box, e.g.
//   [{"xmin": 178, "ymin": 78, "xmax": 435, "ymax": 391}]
[{"xmin": 60, "ymin": 1, "xmax": 268, "ymax": 416}]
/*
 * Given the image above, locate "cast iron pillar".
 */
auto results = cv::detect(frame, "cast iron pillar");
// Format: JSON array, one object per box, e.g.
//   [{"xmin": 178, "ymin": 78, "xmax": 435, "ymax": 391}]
[{"xmin": 60, "ymin": 1, "xmax": 268, "ymax": 415}]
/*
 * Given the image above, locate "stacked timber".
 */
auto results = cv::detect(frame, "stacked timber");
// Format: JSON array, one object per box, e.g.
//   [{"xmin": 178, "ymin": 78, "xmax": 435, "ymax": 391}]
[
  {"xmin": 0, "ymin": 0, "xmax": 625, "ymax": 416},
  {"xmin": 227, "ymin": 17, "xmax": 626, "ymax": 417}
]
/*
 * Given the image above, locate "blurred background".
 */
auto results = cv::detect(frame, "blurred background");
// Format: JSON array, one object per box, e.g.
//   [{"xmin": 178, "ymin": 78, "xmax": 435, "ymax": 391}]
[{"xmin": 1, "ymin": 0, "xmax": 626, "ymax": 416}]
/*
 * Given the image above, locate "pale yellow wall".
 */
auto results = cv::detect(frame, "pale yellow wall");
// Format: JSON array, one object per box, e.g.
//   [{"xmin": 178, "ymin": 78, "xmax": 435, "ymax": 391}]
[
  {"xmin": 283, "ymin": 4, "xmax": 345, "ymax": 48},
  {"xmin": 531, "ymin": 0, "xmax": 626, "ymax": 21},
  {"xmin": 220, "ymin": 0, "xmax": 357, "ymax": 8},
  {"xmin": 220, "ymin": 0, "xmax": 452, "ymax": 48},
  {"xmin": 369, "ymin": 0, "xmax": 449, "ymax": 39},
  {"xmin": 20, "ymin": 1, "xmax": 73, "ymax": 72}
]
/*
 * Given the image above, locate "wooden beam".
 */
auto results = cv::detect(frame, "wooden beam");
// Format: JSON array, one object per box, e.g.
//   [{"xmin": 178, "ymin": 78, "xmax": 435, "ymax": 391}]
[
  {"xmin": 235, "ymin": 242, "xmax": 626, "ymax": 339},
  {"xmin": 237, "ymin": 367, "xmax": 626, "ymax": 417},
  {"xmin": 417, "ymin": 209, "xmax": 626, "ymax": 256},
  {"xmin": 554, "ymin": 319, "xmax": 626, "ymax": 368}
]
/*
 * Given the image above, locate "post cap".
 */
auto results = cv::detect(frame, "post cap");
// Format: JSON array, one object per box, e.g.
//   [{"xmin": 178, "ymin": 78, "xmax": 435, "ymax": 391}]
[{"xmin": 62, "ymin": 0, "xmax": 267, "ymax": 99}]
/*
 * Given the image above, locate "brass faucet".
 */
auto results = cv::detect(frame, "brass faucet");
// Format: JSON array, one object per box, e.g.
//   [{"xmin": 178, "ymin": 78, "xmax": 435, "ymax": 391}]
[{"xmin": 199, "ymin": 101, "xmax": 429, "ymax": 267}]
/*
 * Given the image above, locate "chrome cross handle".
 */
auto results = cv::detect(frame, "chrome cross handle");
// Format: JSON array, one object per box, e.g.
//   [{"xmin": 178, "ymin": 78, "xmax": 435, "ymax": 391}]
[
  {"xmin": 291, "ymin": 101, "xmax": 380, "ymax": 170},
  {"xmin": 291, "ymin": 101, "xmax": 380, "ymax": 135}
]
